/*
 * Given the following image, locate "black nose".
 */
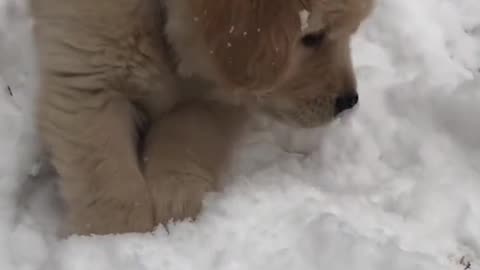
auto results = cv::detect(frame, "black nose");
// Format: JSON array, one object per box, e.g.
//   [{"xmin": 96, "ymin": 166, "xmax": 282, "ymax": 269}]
[{"xmin": 335, "ymin": 94, "xmax": 359, "ymax": 115}]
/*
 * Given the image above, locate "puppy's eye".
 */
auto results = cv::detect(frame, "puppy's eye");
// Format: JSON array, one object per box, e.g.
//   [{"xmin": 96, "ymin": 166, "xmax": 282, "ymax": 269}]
[{"xmin": 301, "ymin": 31, "xmax": 326, "ymax": 48}]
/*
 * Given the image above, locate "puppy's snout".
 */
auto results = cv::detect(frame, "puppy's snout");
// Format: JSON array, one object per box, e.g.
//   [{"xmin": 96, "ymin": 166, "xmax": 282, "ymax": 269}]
[{"xmin": 334, "ymin": 93, "xmax": 358, "ymax": 115}]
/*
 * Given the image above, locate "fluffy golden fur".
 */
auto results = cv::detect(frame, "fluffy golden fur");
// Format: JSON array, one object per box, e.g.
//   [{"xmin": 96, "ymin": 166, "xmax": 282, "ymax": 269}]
[{"xmin": 30, "ymin": 0, "xmax": 373, "ymax": 235}]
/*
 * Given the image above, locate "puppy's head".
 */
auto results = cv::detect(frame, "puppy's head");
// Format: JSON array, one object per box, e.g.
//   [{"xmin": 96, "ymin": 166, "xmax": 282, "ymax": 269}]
[{"xmin": 166, "ymin": 0, "xmax": 373, "ymax": 127}]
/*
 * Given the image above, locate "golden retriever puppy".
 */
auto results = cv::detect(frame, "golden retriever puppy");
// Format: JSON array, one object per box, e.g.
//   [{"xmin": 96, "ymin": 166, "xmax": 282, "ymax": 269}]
[{"xmin": 30, "ymin": 0, "xmax": 373, "ymax": 235}]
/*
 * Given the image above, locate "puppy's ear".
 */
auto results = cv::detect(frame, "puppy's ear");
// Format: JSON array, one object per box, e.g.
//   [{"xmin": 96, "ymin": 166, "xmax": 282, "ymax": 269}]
[{"xmin": 192, "ymin": 0, "xmax": 306, "ymax": 89}]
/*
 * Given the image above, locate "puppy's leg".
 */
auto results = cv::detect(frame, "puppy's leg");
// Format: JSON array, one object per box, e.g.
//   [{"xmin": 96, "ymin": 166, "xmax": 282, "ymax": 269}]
[
  {"xmin": 142, "ymin": 102, "xmax": 246, "ymax": 225},
  {"xmin": 39, "ymin": 87, "xmax": 154, "ymax": 235}
]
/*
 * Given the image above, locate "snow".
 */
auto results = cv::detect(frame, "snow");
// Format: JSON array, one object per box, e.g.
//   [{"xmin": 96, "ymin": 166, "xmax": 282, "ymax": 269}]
[
  {"xmin": 1, "ymin": 0, "xmax": 480, "ymax": 269},
  {"xmin": 299, "ymin": 9, "xmax": 311, "ymax": 32}
]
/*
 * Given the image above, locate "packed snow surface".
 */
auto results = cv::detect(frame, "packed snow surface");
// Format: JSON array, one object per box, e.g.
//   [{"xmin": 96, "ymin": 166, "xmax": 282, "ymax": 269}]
[{"xmin": 1, "ymin": 0, "xmax": 480, "ymax": 269}]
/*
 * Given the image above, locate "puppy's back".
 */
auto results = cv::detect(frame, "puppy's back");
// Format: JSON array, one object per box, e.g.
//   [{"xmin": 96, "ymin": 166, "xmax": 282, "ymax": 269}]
[{"xmin": 31, "ymin": 0, "xmax": 165, "ymax": 91}]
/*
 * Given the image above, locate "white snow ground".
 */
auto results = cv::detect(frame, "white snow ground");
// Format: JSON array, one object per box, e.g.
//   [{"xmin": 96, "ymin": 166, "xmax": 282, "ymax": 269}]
[{"xmin": 1, "ymin": 0, "xmax": 480, "ymax": 269}]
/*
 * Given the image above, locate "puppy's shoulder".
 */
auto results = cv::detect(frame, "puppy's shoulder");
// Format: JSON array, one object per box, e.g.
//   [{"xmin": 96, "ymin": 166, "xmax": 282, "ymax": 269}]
[{"xmin": 31, "ymin": 0, "xmax": 144, "ymax": 37}]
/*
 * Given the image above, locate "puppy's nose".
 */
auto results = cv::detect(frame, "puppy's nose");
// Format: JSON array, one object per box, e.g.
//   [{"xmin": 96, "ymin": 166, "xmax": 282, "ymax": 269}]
[{"xmin": 335, "ymin": 93, "xmax": 359, "ymax": 115}]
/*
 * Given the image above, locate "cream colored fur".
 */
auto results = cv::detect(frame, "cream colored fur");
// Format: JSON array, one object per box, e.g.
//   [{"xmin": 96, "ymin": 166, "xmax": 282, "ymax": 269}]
[{"xmin": 30, "ymin": 0, "xmax": 373, "ymax": 235}]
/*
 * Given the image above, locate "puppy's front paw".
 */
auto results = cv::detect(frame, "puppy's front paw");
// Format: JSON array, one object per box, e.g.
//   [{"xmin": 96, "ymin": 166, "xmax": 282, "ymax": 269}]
[
  {"xmin": 65, "ymin": 184, "xmax": 155, "ymax": 236},
  {"xmin": 150, "ymin": 173, "xmax": 214, "ymax": 226}
]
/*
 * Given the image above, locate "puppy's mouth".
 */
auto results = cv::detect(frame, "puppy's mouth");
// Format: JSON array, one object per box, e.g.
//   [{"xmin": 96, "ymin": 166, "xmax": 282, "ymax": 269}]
[{"xmin": 256, "ymin": 106, "xmax": 334, "ymax": 129}]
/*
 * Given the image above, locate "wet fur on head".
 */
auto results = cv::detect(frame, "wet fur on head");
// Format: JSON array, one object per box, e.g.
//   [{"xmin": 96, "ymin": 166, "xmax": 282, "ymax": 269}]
[{"xmin": 191, "ymin": 0, "xmax": 305, "ymax": 89}]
